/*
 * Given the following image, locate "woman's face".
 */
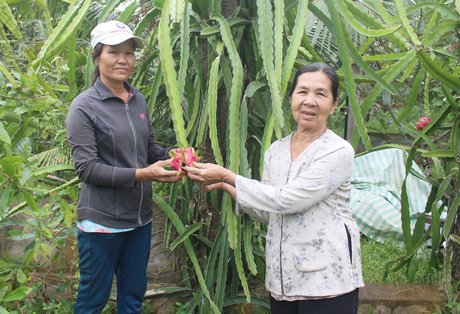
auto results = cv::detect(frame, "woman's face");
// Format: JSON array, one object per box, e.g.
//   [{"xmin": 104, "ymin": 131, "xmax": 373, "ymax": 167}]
[
  {"xmin": 290, "ymin": 71, "xmax": 337, "ymax": 132},
  {"xmin": 95, "ymin": 40, "xmax": 135, "ymax": 85}
]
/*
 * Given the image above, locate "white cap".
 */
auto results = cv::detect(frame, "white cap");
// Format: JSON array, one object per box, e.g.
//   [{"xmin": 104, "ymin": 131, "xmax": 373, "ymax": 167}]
[{"xmin": 90, "ymin": 20, "xmax": 144, "ymax": 49}]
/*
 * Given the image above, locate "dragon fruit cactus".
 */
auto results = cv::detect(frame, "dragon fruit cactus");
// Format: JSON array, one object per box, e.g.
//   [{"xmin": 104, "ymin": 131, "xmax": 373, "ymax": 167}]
[{"xmin": 169, "ymin": 147, "xmax": 200, "ymax": 175}]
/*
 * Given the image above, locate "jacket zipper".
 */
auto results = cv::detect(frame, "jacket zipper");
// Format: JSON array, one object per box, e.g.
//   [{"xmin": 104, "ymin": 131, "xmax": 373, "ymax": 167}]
[
  {"xmin": 280, "ymin": 161, "xmax": 293, "ymax": 296},
  {"xmin": 125, "ymin": 103, "xmax": 143, "ymax": 226}
]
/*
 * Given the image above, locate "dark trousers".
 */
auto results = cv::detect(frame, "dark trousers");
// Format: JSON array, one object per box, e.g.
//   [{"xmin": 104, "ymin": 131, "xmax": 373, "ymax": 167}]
[
  {"xmin": 270, "ymin": 288, "xmax": 359, "ymax": 314},
  {"xmin": 74, "ymin": 222, "xmax": 152, "ymax": 314}
]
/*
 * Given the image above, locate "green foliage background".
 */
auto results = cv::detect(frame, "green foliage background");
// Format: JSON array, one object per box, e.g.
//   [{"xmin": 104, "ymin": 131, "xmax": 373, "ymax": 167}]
[{"xmin": 0, "ymin": 0, "xmax": 459, "ymax": 312}]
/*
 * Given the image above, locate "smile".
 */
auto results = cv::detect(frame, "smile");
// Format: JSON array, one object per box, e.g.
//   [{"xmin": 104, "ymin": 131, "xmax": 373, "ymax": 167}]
[{"xmin": 301, "ymin": 110, "xmax": 317, "ymax": 116}]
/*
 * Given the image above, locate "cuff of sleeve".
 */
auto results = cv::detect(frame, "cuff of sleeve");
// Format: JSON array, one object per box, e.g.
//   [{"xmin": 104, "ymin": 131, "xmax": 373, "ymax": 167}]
[
  {"xmin": 112, "ymin": 167, "xmax": 137, "ymax": 187},
  {"xmin": 235, "ymin": 175, "xmax": 246, "ymax": 215}
]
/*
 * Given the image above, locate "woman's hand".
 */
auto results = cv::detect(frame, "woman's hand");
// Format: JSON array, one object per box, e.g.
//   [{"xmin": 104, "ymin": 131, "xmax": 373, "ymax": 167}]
[
  {"xmin": 185, "ymin": 164, "xmax": 237, "ymax": 199},
  {"xmin": 135, "ymin": 158, "xmax": 183, "ymax": 183},
  {"xmin": 183, "ymin": 162, "xmax": 235, "ymax": 186}
]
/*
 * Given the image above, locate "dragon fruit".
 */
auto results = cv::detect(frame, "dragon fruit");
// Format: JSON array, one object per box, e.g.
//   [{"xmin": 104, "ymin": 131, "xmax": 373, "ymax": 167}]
[
  {"xmin": 415, "ymin": 116, "xmax": 431, "ymax": 131},
  {"xmin": 169, "ymin": 147, "xmax": 200, "ymax": 175}
]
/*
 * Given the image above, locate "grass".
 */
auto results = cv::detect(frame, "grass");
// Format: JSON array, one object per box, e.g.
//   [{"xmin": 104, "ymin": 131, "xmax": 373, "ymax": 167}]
[{"xmin": 361, "ymin": 236, "xmax": 443, "ymax": 284}]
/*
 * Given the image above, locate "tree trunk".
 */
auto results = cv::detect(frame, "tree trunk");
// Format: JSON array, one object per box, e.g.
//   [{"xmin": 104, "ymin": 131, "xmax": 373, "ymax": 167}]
[{"xmin": 222, "ymin": 0, "xmax": 239, "ymax": 18}]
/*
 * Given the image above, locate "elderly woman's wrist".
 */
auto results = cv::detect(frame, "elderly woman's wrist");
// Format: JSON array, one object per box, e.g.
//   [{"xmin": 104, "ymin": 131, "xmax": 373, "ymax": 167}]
[{"xmin": 221, "ymin": 169, "xmax": 234, "ymax": 186}]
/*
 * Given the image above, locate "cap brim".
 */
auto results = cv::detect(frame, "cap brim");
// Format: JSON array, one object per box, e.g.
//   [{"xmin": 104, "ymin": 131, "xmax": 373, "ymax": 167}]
[{"xmin": 99, "ymin": 34, "xmax": 144, "ymax": 49}]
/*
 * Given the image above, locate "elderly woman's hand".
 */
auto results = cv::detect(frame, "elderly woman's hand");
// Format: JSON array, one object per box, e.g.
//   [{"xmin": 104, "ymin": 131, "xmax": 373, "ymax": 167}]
[
  {"xmin": 185, "ymin": 163, "xmax": 237, "ymax": 198},
  {"xmin": 183, "ymin": 162, "xmax": 223, "ymax": 184},
  {"xmin": 184, "ymin": 162, "xmax": 236, "ymax": 184}
]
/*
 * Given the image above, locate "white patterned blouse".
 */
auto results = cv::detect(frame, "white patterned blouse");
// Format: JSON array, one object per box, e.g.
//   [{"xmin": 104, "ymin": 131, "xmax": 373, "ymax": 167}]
[{"xmin": 235, "ymin": 129, "xmax": 364, "ymax": 300}]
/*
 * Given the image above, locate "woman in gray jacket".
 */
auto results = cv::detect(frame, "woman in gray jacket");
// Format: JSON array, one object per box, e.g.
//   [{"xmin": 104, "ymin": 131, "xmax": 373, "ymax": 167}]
[
  {"xmin": 65, "ymin": 21, "xmax": 181, "ymax": 313},
  {"xmin": 185, "ymin": 63, "xmax": 364, "ymax": 313}
]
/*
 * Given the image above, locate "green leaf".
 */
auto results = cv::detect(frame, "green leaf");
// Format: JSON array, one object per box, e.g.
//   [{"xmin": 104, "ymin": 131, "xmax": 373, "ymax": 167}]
[
  {"xmin": 35, "ymin": 0, "xmax": 52, "ymax": 29},
  {"xmin": 32, "ymin": 164, "xmax": 75, "ymax": 177},
  {"xmin": 407, "ymin": 2, "xmax": 459, "ymax": 20},
  {"xmin": 274, "ymin": 0, "xmax": 284, "ymax": 88},
  {"xmin": 118, "ymin": 1, "xmax": 137, "ymax": 23},
  {"xmin": 407, "ymin": 256, "xmax": 418, "ymax": 282},
  {"xmin": 61, "ymin": 200, "xmax": 73, "ymax": 227},
  {"xmin": 400, "ymin": 177, "xmax": 413, "ymax": 250},
  {"xmin": 260, "ymin": 113, "xmax": 275, "ymax": 175},
  {"xmin": 421, "ymin": 150, "xmax": 456, "ymax": 158},
  {"xmin": 152, "ymin": 192, "xmax": 219, "ymax": 313},
  {"xmin": 397, "ymin": 67, "xmax": 425, "ymax": 123},
  {"xmin": 32, "ymin": 0, "xmax": 92, "ymax": 66},
  {"xmin": 337, "ymin": 0, "xmax": 401, "ymax": 37},
  {"xmin": 147, "ymin": 67, "xmax": 163, "ymax": 119},
  {"xmin": 243, "ymin": 216, "xmax": 257, "ymax": 275},
  {"xmin": 394, "ymin": 0, "xmax": 421, "ymax": 46},
  {"xmin": 98, "ymin": 0, "xmax": 124, "ymax": 23},
  {"xmin": 411, "ymin": 213, "xmax": 427, "ymax": 247},
  {"xmin": 16, "ymin": 269, "xmax": 27, "ymax": 284},
  {"xmin": 443, "ymin": 194, "xmax": 460, "ymax": 239},
  {"xmin": 158, "ymin": 0, "xmax": 188, "ymax": 147},
  {"xmin": 66, "ymin": 31, "xmax": 78, "ymax": 100},
  {"xmin": 0, "ymin": 156, "xmax": 20, "ymax": 178},
  {"xmin": 416, "ymin": 49, "xmax": 460, "ymax": 93},
  {"xmin": 0, "ymin": 0, "xmax": 22, "ymax": 39},
  {"xmin": 353, "ymin": 50, "xmax": 417, "ymax": 146},
  {"xmin": 186, "ymin": 76, "xmax": 202, "ymax": 137},
  {"xmin": 207, "ymin": 42, "xmax": 224, "ymax": 166},
  {"xmin": 200, "ymin": 17, "xmax": 250, "ymax": 36},
  {"xmin": 178, "ymin": 1, "xmax": 190, "ymax": 97},
  {"xmin": 239, "ymin": 99, "xmax": 250, "ymax": 177},
  {"xmin": 422, "ymin": 21, "xmax": 460, "ymax": 47},
  {"xmin": 3, "ymin": 286, "xmax": 32, "ymax": 302},
  {"xmin": 0, "ymin": 121, "xmax": 11, "ymax": 146},
  {"xmin": 326, "ymin": 2, "xmax": 372, "ymax": 150},
  {"xmin": 214, "ymin": 227, "xmax": 230, "ymax": 309},
  {"xmin": 170, "ymin": 222, "xmax": 203, "ymax": 250},
  {"xmin": 255, "ymin": 0, "xmax": 283, "ymax": 137},
  {"xmin": 0, "ymin": 60, "xmax": 18, "ymax": 87},
  {"xmin": 363, "ymin": 52, "xmax": 408, "ymax": 61},
  {"xmin": 345, "ymin": 0, "xmax": 407, "ymax": 50},
  {"xmin": 281, "ymin": 0, "xmax": 309, "ymax": 99},
  {"xmin": 213, "ymin": 14, "xmax": 244, "ymax": 174},
  {"xmin": 342, "ymin": 20, "xmax": 397, "ymax": 95},
  {"xmin": 22, "ymin": 191, "xmax": 38, "ymax": 211},
  {"xmin": 233, "ymin": 214, "xmax": 250, "ymax": 302}
]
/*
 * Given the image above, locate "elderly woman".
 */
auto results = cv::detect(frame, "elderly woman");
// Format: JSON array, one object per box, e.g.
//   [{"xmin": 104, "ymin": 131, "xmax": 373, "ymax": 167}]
[
  {"xmin": 65, "ymin": 21, "xmax": 181, "ymax": 313},
  {"xmin": 185, "ymin": 62, "xmax": 364, "ymax": 314}
]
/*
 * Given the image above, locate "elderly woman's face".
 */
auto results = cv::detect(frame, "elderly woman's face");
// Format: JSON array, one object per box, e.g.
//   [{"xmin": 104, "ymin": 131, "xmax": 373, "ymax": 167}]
[
  {"xmin": 290, "ymin": 71, "xmax": 337, "ymax": 132},
  {"xmin": 94, "ymin": 40, "xmax": 136, "ymax": 84}
]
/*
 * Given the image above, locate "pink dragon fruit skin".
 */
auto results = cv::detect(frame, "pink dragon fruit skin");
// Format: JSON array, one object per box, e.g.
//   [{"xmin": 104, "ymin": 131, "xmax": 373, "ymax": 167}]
[
  {"xmin": 183, "ymin": 147, "xmax": 199, "ymax": 166},
  {"xmin": 416, "ymin": 116, "xmax": 431, "ymax": 130},
  {"xmin": 169, "ymin": 152, "xmax": 183, "ymax": 171},
  {"xmin": 169, "ymin": 147, "xmax": 200, "ymax": 175}
]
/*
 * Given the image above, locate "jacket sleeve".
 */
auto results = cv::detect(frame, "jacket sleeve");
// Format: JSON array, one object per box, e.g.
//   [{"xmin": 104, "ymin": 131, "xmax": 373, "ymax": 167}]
[
  {"xmin": 65, "ymin": 102, "xmax": 136, "ymax": 187},
  {"xmin": 235, "ymin": 145, "xmax": 354, "ymax": 215}
]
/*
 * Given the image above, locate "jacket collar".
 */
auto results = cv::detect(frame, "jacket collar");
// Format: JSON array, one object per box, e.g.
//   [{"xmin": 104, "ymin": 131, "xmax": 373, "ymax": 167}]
[{"xmin": 93, "ymin": 78, "xmax": 135, "ymax": 101}]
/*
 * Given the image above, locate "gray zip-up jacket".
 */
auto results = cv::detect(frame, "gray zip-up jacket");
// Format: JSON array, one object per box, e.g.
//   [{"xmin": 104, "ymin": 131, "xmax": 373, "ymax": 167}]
[{"xmin": 65, "ymin": 78, "xmax": 170, "ymax": 228}]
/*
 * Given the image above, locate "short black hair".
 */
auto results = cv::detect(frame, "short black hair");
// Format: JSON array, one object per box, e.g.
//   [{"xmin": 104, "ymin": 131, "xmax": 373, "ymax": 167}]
[{"xmin": 289, "ymin": 62, "xmax": 339, "ymax": 102}]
